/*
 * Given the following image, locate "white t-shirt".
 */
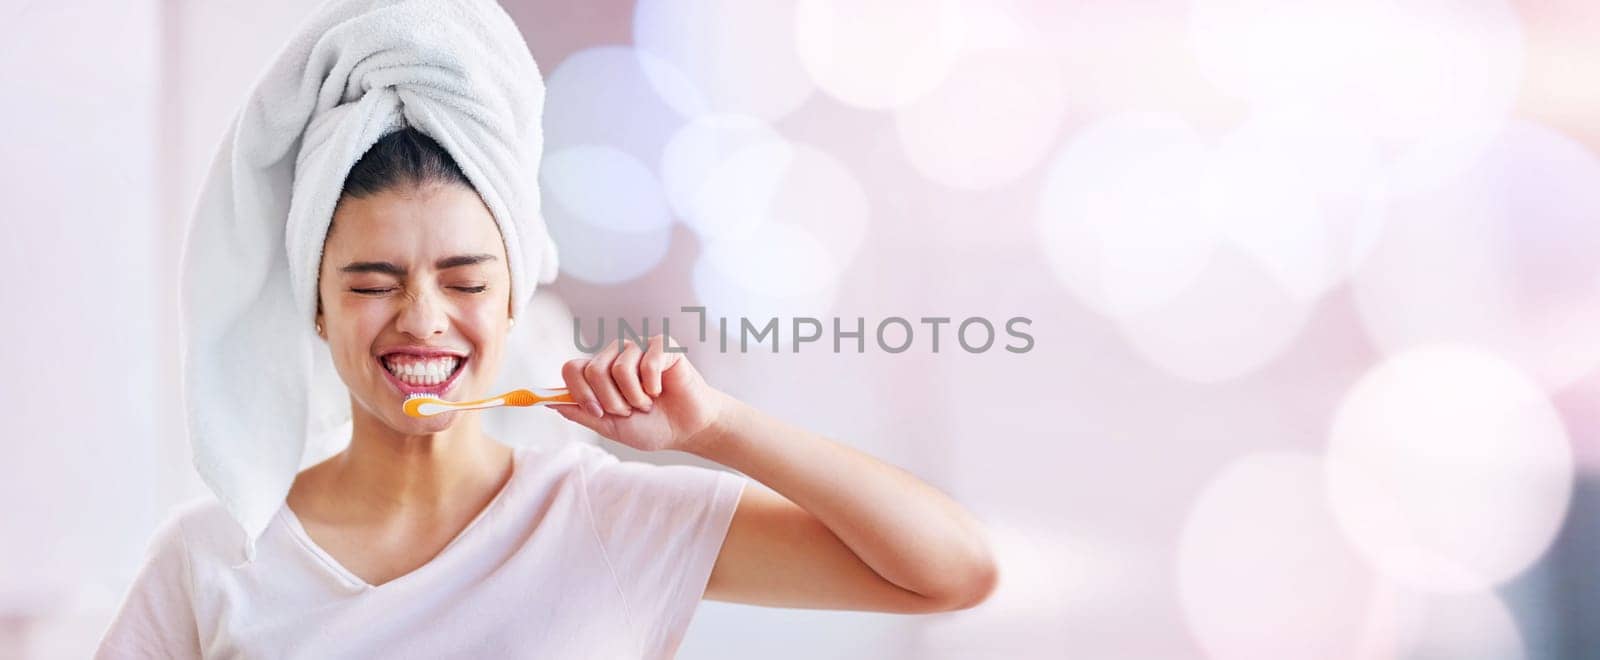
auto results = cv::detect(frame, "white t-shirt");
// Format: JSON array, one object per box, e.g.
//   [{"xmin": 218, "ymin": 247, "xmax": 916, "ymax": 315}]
[{"xmin": 95, "ymin": 441, "xmax": 747, "ymax": 659}]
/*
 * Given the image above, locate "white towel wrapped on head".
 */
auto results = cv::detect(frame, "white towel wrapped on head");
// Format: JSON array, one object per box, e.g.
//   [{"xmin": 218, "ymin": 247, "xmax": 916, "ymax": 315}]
[{"xmin": 180, "ymin": 0, "xmax": 559, "ymax": 564}]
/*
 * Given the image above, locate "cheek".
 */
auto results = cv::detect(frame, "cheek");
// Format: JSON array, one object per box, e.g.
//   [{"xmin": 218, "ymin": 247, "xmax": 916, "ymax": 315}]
[
  {"xmin": 326, "ymin": 308, "xmax": 387, "ymax": 368},
  {"xmin": 463, "ymin": 293, "xmax": 506, "ymax": 327},
  {"xmin": 465, "ymin": 314, "xmax": 504, "ymax": 356},
  {"xmin": 460, "ymin": 310, "xmax": 507, "ymax": 379},
  {"xmin": 337, "ymin": 306, "xmax": 388, "ymax": 337}
]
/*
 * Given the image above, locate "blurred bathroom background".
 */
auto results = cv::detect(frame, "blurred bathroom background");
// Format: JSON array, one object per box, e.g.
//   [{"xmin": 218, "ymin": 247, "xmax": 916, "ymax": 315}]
[{"xmin": 6, "ymin": 0, "xmax": 1600, "ymax": 657}]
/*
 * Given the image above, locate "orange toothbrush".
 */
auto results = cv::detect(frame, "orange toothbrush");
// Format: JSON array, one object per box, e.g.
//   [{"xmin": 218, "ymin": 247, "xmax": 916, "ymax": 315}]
[{"xmin": 403, "ymin": 388, "xmax": 575, "ymax": 418}]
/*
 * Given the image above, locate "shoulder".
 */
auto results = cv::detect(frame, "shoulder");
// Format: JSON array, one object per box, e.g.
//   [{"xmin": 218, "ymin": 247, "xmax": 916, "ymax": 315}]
[
  {"xmin": 551, "ymin": 438, "xmax": 614, "ymax": 463},
  {"xmin": 513, "ymin": 439, "xmax": 617, "ymax": 479},
  {"xmin": 541, "ymin": 441, "xmax": 681, "ymax": 492},
  {"xmin": 511, "ymin": 440, "xmax": 744, "ymax": 505},
  {"xmin": 497, "ymin": 441, "xmax": 615, "ymax": 506},
  {"xmin": 142, "ymin": 495, "xmax": 244, "ymax": 567},
  {"xmin": 566, "ymin": 442, "xmax": 746, "ymax": 508},
  {"xmin": 99, "ymin": 501, "xmax": 215, "ymax": 657}
]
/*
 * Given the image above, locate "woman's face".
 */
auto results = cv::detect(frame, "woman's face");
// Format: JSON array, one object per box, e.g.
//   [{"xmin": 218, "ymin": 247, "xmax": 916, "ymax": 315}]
[{"xmin": 316, "ymin": 181, "xmax": 512, "ymax": 431}]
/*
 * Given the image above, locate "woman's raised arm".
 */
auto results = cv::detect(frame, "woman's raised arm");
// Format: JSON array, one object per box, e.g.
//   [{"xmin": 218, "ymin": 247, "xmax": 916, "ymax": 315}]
[{"xmin": 553, "ymin": 335, "xmax": 998, "ymax": 613}]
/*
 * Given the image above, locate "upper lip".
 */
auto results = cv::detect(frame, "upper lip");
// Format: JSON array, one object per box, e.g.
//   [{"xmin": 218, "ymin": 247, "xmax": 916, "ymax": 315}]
[{"xmin": 377, "ymin": 347, "xmax": 469, "ymax": 359}]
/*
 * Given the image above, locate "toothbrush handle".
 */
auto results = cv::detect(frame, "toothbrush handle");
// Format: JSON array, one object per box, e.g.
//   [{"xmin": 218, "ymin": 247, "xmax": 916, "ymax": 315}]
[
  {"xmin": 531, "ymin": 387, "xmax": 574, "ymax": 404},
  {"xmin": 504, "ymin": 388, "xmax": 575, "ymax": 407}
]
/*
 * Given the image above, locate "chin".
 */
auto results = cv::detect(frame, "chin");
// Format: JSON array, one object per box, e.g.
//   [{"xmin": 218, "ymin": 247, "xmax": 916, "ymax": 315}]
[{"xmin": 400, "ymin": 414, "xmax": 456, "ymax": 432}]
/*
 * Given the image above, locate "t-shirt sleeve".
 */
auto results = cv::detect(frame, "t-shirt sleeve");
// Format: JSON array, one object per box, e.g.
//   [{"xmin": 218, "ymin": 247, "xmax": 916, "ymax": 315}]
[
  {"xmin": 94, "ymin": 511, "xmax": 202, "ymax": 660},
  {"xmin": 579, "ymin": 445, "xmax": 746, "ymax": 659}
]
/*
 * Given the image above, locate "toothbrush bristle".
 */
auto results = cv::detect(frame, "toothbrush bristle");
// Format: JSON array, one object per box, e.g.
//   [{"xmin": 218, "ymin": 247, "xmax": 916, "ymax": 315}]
[{"xmin": 402, "ymin": 393, "xmax": 445, "ymax": 418}]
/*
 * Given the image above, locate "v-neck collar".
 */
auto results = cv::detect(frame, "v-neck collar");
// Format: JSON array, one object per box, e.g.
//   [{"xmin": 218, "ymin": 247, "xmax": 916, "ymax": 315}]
[{"xmin": 279, "ymin": 447, "xmax": 521, "ymax": 592}]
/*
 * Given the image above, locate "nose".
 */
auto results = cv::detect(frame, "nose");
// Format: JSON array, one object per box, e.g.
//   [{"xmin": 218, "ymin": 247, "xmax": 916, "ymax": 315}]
[{"xmin": 395, "ymin": 286, "xmax": 449, "ymax": 338}]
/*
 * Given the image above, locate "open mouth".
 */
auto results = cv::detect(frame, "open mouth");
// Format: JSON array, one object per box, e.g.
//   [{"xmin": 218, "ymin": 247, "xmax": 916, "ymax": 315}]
[{"xmin": 376, "ymin": 353, "xmax": 469, "ymax": 396}]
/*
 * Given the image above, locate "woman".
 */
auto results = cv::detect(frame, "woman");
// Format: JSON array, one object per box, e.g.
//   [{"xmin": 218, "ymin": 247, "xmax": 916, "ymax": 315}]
[{"xmin": 96, "ymin": 127, "xmax": 996, "ymax": 658}]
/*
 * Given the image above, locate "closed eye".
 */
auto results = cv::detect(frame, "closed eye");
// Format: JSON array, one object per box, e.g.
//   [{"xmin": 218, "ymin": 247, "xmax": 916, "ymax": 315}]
[{"xmin": 350, "ymin": 286, "xmax": 487, "ymax": 295}]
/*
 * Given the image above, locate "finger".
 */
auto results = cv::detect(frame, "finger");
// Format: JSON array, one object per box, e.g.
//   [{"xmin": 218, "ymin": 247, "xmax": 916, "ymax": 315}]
[
  {"xmin": 585, "ymin": 339, "xmax": 632, "ymax": 416},
  {"xmin": 562, "ymin": 358, "xmax": 605, "ymax": 418},
  {"xmin": 640, "ymin": 335, "xmax": 674, "ymax": 397},
  {"xmin": 551, "ymin": 400, "xmax": 607, "ymax": 434},
  {"xmin": 612, "ymin": 339, "xmax": 652, "ymax": 411}
]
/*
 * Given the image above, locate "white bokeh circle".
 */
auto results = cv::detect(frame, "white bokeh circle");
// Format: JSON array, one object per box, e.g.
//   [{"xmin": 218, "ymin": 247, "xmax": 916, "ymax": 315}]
[
  {"xmin": 793, "ymin": 0, "xmax": 963, "ymax": 109},
  {"xmin": 633, "ymin": 0, "xmax": 814, "ymax": 120},
  {"xmin": 544, "ymin": 217, "xmax": 672, "ymax": 286},
  {"xmin": 692, "ymin": 221, "xmax": 840, "ymax": 321},
  {"xmin": 1178, "ymin": 452, "xmax": 1384, "ymax": 660},
  {"xmin": 1325, "ymin": 345, "xmax": 1573, "ymax": 592},
  {"xmin": 1116, "ymin": 249, "xmax": 1314, "ymax": 383},
  {"xmin": 1357, "ymin": 583, "xmax": 1526, "ymax": 659},
  {"xmin": 1188, "ymin": 0, "xmax": 1522, "ymax": 141},
  {"xmin": 542, "ymin": 145, "xmax": 673, "ymax": 234},
  {"xmin": 663, "ymin": 118, "xmax": 870, "ymax": 270},
  {"xmin": 542, "ymin": 46, "xmax": 703, "ymax": 162},
  {"xmin": 1037, "ymin": 108, "xmax": 1407, "ymax": 382},
  {"xmin": 894, "ymin": 45, "xmax": 1068, "ymax": 190},
  {"xmin": 660, "ymin": 114, "xmax": 790, "ymax": 241},
  {"xmin": 1352, "ymin": 121, "xmax": 1600, "ymax": 391},
  {"xmin": 1189, "ymin": 0, "xmax": 1524, "ymax": 197},
  {"xmin": 1206, "ymin": 109, "xmax": 1388, "ymax": 302},
  {"xmin": 541, "ymin": 145, "xmax": 674, "ymax": 285},
  {"xmin": 1036, "ymin": 112, "xmax": 1216, "ymax": 318}
]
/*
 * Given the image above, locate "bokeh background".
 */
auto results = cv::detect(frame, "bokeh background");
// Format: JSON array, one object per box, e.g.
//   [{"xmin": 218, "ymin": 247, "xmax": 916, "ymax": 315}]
[{"xmin": 6, "ymin": 0, "xmax": 1600, "ymax": 657}]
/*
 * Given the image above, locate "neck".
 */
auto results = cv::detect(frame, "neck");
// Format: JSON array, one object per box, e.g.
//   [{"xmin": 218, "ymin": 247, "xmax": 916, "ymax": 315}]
[{"xmin": 327, "ymin": 397, "xmax": 514, "ymax": 517}]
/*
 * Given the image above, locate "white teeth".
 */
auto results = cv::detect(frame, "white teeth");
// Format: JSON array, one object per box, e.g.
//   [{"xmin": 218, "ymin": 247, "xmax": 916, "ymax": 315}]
[{"xmin": 383, "ymin": 356, "xmax": 462, "ymax": 386}]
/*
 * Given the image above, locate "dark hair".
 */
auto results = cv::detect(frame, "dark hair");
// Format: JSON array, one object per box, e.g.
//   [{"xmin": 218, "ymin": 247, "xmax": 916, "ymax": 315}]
[
  {"xmin": 320, "ymin": 127, "xmax": 479, "ymax": 314},
  {"xmin": 339, "ymin": 126, "xmax": 474, "ymax": 199}
]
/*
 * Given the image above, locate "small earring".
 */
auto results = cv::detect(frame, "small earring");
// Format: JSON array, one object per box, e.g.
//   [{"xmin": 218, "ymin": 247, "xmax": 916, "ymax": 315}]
[
  {"xmin": 315, "ymin": 322, "xmax": 323, "ymax": 335},
  {"xmin": 508, "ymin": 317, "xmax": 516, "ymax": 329}
]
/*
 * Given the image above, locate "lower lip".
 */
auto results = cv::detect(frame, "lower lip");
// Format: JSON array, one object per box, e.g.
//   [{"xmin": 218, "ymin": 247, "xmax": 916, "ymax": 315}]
[{"xmin": 377, "ymin": 357, "xmax": 469, "ymax": 397}]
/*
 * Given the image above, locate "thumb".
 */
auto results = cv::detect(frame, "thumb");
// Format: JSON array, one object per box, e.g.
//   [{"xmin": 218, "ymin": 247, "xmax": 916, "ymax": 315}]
[{"xmin": 551, "ymin": 402, "xmax": 608, "ymax": 435}]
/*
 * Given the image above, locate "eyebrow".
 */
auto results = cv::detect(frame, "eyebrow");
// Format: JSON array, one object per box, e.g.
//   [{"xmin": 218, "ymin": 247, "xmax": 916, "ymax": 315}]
[{"xmin": 340, "ymin": 254, "xmax": 499, "ymax": 276}]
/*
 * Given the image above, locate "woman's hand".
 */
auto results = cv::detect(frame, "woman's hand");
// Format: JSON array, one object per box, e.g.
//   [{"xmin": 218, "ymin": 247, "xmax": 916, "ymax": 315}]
[
  {"xmin": 552, "ymin": 334, "xmax": 729, "ymax": 453},
  {"xmin": 555, "ymin": 335, "xmax": 998, "ymax": 613}
]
